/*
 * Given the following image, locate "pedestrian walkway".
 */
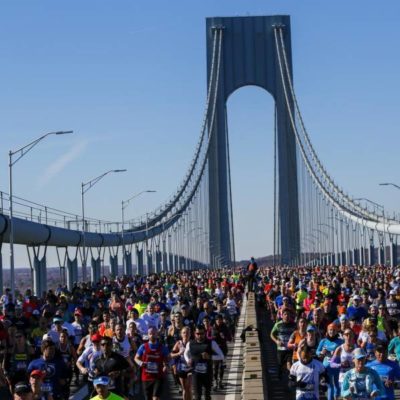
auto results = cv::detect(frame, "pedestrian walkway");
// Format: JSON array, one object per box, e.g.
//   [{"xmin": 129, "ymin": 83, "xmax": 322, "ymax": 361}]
[{"xmin": 258, "ymin": 301, "xmax": 294, "ymax": 400}]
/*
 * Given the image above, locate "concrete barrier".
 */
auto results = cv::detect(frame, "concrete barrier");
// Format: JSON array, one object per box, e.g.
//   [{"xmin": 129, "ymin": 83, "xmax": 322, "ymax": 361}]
[{"xmin": 241, "ymin": 291, "xmax": 265, "ymax": 400}]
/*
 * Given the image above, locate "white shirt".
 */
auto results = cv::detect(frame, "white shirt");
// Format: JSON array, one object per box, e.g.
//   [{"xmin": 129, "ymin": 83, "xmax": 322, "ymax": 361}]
[
  {"xmin": 290, "ymin": 359, "xmax": 325, "ymax": 400},
  {"xmin": 142, "ymin": 312, "xmax": 160, "ymax": 330},
  {"xmin": 126, "ymin": 317, "xmax": 148, "ymax": 336}
]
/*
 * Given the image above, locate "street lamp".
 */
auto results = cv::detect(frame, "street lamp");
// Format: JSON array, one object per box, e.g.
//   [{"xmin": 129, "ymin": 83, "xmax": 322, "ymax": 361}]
[
  {"xmin": 380, "ymin": 182, "xmax": 400, "ymax": 190},
  {"xmin": 121, "ymin": 190, "xmax": 156, "ymax": 273},
  {"xmin": 9, "ymin": 130, "xmax": 73, "ymax": 299},
  {"xmin": 81, "ymin": 169, "xmax": 127, "ymax": 281}
]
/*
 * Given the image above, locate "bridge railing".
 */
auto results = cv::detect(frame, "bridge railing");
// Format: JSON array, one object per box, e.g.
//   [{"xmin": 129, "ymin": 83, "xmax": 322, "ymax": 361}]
[{"xmin": 0, "ymin": 190, "xmax": 119, "ymax": 233}]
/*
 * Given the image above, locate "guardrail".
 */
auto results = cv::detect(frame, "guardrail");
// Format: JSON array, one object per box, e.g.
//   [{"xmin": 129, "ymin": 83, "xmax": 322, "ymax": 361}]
[{"xmin": 242, "ymin": 292, "xmax": 265, "ymax": 400}]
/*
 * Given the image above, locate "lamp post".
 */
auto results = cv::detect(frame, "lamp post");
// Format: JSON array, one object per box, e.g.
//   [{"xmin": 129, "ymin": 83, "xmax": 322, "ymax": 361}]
[
  {"xmin": 380, "ymin": 182, "xmax": 400, "ymax": 190},
  {"xmin": 121, "ymin": 190, "xmax": 156, "ymax": 273},
  {"xmin": 81, "ymin": 169, "xmax": 127, "ymax": 281},
  {"xmin": 9, "ymin": 130, "xmax": 73, "ymax": 299},
  {"xmin": 379, "ymin": 183, "xmax": 400, "ymax": 221}
]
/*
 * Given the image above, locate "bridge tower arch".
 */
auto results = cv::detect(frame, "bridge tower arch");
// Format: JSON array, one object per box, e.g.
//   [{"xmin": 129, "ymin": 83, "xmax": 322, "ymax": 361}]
[{"xmin": 207, "ymin": 16, "xmax": 300, "ymax": 266}]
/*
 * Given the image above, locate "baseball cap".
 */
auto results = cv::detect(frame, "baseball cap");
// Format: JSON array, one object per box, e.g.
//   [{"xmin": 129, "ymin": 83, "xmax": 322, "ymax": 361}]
[
  {"xmin": 306, "ymin": 325, "xmax": 316, "ymax": 332},
  {"xmin": 91, "ymin": 333, "xmax": 102, "ymax": 343},
  {"xmin": 93, "ymin": 376, "xmax": 110, "ymax": 386},
  {"xmin": 32, "ymin": 310, "xmax": 40, "ymax": 316},
  {"xmin": 390, "ymin": 289, "xmax": 397, "ymax": 295},
  {"xmin": 339, "ymin": 315, "xmax": 348, "ymax": 322},
  {"xmin": 353, "ymin": 348, "xmax": 367, "ymax": 360},
  {"xmin": 352, "ymin": 295, "xmax": 361, "ymax": 301},
  {"xmin": 53, "ymin": 316, "xmax": 63, "ymax": 324},
  {"xmin": 30, "ymin": 369, "xmax": 46, "ymax": 379},
  {"xmin": 74, "ymin": 309, "xmax": 83, "ymax": 316},
  {"xmin": 14, "ymin": 381, "xmax": 32, "ymax": 394}
]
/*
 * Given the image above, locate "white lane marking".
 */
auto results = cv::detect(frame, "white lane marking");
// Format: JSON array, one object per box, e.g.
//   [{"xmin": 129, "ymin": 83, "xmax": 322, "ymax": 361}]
[{"xmin": 224, "ymin": 293, "xmax": 247, "ymax": 400}]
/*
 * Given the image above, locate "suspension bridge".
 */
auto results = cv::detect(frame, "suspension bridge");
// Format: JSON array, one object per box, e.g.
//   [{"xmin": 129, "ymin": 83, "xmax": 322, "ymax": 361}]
[{"xmin": 0, "ymin": 15, "xmax": 398, "ymax": 298}]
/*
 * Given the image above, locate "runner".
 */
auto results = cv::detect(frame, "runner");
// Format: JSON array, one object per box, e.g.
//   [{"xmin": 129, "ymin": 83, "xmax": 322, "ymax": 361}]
[
  {"xmin": 134, "ymin": 327, "xmax": 169, "ymax": 400},
  {"xmin": 184, "ymin": 324, "xmax": 224, "ymax": 400}
]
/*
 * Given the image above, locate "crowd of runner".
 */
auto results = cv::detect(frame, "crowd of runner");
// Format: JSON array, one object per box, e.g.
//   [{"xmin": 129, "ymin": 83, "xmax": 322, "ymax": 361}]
[
  {"xmin": 261, "ymin": 264, "xmax": 400, "ymax": 400},
  {"xmin": 4, "ymin": 260, "xmax": 400, "ymax": 400},
  {"xmin": 0, "ymin": 268, "xmax": 244, "ymax": 400}
]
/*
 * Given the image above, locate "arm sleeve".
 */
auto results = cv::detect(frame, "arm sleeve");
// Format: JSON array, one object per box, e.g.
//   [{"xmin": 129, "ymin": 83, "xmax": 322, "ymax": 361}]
[
  {"xmin": 77, "ymin": 348, "xmax": 89, "ymax": 364},
  {"xmin": 211, "ymin": 341, "xmax": 224, "ymax": 361},
  {"xmin": 136, "ymin": 344, "xmax": 145, "ymax": 358},
  {"xmin": 341, "ymin": 371, "xmax": 352, "ymax": 398},
  {"xmin": 316, "ymin": 339, "xmax": 325, "ymax": 357},
  {"xmin": 270, "ymin": 322, "xmax": 278, "ymax": 338},
  {"xmin": 330, "ymin": 355, "xmax": 341, "ymax": 369},
  {"xmin": 394, "ymin": 363, "xmax": 400, "ymax": 380},
  {"xmin": 371, "ymin": 368, "xmax": 385, "ymax": 396},
  {"xmin": 388, "ymin": 338, "xmax": 396, "ymax": 353}
]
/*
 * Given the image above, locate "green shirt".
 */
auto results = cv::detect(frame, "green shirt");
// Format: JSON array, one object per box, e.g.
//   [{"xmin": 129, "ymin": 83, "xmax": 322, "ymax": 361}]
[{"xmin": 90, "ymin": 392, "xmax": 124, "ymax": 400}]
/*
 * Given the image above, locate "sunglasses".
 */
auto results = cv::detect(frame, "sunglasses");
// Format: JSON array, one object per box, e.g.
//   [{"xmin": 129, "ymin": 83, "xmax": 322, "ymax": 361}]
[{"xmin": 100, "ymin": 342, "xmax": 110, "ymax": 346}]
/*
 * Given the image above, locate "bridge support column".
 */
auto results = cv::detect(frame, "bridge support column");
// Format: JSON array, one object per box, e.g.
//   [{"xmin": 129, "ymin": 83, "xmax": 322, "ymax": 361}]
[
  {"xmin": 155, "ymin": 248, "xmax": 162, "ymax": 274},
  {"xmin": 91, "ymin": 256, "xmax": 101, "ymax": 283},
  {"xmin": 369, "ymin": 245, "xmax": 375, "ymax": 266},
  {"xmin": 124, "ymin": 251, "xmax": 133, "ymax": 276},
  {"xmin": 27, "ymin": 246, "xmax": 47, "ymax": 297},
  {"xmin": 360, "ymin": 246, "xmax": 365, "ymax": 266},
  {"xmin": 174, "ymin": 254, "xmax": 179, "ymax": 271},
  {"xmin": 378, "ymin": 240, "xmax": 385, "ymax": 265},
  {"xmin": 390, "ymin": 237, "xmax": 397, "ymax": 268},
  {"xmin": 0, "ymin": 242, "xmax": 3, "ymax": 295},
  {"xmin": 33, "ymin": 255, "xmax": 47, "ymax": 297},
  {"xmin": 147, "ymin": 251, "xmax": 153, "ymax": 275},
  {"xmin": 168, "ymin": 253, "xmax": 174, "ymax": 272},
  {"xmin": 341, "ymin": 251, "xmax": 346, "ymax": 266},
  {"xmin": 66, "ymin": 257, "xmax": 78, "ymax": 291},
  {"xmin": 162, "ymin": 239, "xmax": 168, "ymax": 272},
  {"xmin": 136, "ymin": 246, "xmax": 144, "ymax": 276},
  {"xmin": 353, "ymin": 249, "xmax": 359, "ymax": 266},
  {"xmin": 110, "ymin": 254, "xmax": 118, "ymax": 277}
]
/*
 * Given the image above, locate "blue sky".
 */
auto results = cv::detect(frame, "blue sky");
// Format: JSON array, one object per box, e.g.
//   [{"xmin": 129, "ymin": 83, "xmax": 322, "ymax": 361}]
[{"xmin": 1, "ymin": 1, "xmax": 400, "ymax": 267}]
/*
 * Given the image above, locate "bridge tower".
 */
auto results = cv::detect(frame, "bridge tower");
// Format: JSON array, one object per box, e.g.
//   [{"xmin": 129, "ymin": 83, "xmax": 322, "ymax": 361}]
[{"xmin": 207, "ymin": 16, "xmax": 300, "ymax": 266}]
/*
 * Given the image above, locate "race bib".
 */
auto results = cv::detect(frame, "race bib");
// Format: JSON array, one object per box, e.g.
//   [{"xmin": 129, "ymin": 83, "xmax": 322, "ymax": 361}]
[
  {"xmin": 41, "ymin": 382, "xmax": 53, "ymax": 393},
  {"xmin": 195, "ymin": 362, "xmax": 207, "ymax": 374},
  {"xmin": 178, "ymin": 362, "xmax": 191, "ymax": 372},
  {"xmin": 16, "ymin": 361, "xmax": 27, "ymax": 370},
  {"xmin": 146, "ymin": 361, "xmax": 159, "ymax": 374}
]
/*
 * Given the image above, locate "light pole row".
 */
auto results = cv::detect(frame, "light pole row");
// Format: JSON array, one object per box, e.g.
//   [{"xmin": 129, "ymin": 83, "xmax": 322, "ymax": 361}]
[
  {"xmin": 8, "ymin": 131, "xmax": 159, "ymax": 298},
  {"xmin": 9, "ymin": 131, "xmax": 73, "ymax": 300},
  {"xmin": 81, "ymin": 169, "xmax": 127, "ymax": 281},
  {"xmin": 121, "ymin": 190, "xmax": 156, "ymax": 273}
]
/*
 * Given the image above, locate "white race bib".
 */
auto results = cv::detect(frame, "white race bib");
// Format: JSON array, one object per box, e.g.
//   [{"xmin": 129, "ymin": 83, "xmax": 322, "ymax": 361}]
[
  {"xmin": 195, "ymin": 362, "xmax": 207, "ymax": 374},
  {"xmin": 146, "ymin": 361, "xmax": 159, "ymax": 374}
]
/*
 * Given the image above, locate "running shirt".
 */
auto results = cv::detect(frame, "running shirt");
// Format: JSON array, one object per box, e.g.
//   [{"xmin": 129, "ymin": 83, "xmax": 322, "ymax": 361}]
[
  {"xmin": 271, "ymin": 321, "xmax": 296, "ymax": 351},
  {"xmin": 290, "ymin": 359, "xmax": 325, "ymax": 400},
  {"xmin": 366, "ymin": 360, "xmax": 400, "ymax": 400},
  {"xmin": 341, "ymin": 367, "xmax": 384, "ymax": 399}
]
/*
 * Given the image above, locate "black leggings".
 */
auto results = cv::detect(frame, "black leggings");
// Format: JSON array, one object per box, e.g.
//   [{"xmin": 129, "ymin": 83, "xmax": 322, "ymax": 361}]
[
  {"xmin": 193, "ymin": 372, "xmax": 212, "ymax": 400},
  {"xmin": 247, "ymin": 274, "xmax": 256, "ymax": 292}
]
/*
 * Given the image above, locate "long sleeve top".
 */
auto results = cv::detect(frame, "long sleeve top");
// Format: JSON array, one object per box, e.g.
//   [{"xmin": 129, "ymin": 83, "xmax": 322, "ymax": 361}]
[{"xmin": 341, "ymin": 367, "xmax": 384, "ymax": 399}]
